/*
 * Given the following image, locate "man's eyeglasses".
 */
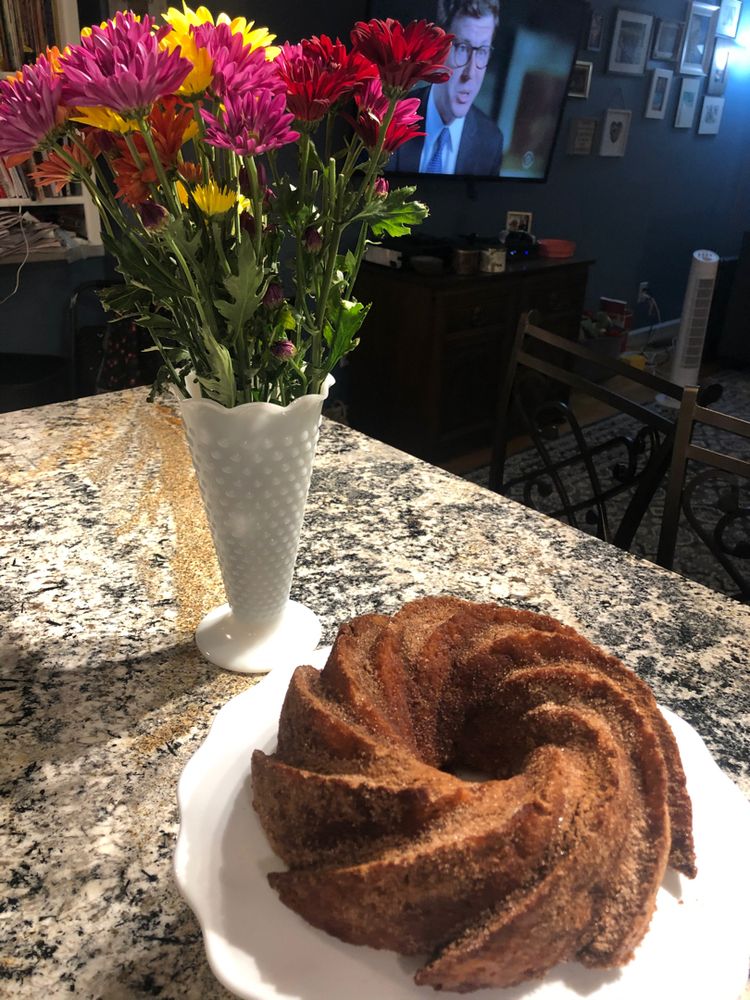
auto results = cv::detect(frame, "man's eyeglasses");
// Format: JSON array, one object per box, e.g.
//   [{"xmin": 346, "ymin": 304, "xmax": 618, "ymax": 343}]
[{"xmin": 452, "ymin": 40, "xmax": 493, "ymax": 69}]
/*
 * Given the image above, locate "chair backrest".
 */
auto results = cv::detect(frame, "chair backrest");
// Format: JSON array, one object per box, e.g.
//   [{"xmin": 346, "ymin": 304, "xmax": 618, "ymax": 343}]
[
  {"xmin": 489, "ymin": 313, "xmax": 718, "ymax": 550},
  {"xmin": 657, "ymin": 384, "xmax": 750, "ymax": 600}
]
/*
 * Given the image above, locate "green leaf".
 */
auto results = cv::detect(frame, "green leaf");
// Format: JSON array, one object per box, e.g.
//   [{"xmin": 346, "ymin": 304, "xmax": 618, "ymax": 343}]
[
  {"xmin": 214, "ymin": 238, "xmax": 263, "ymax": 338},
  {"xmin": 353, "ymin": 186, "xmax": 429, "ymax": 238},
  {"xmin": 195, "ymin": 330, "xmax": 236, "ymax": 407},
  {"xmin": 322, "ymin": 295, "xmax": 370, "ymax": 369}
]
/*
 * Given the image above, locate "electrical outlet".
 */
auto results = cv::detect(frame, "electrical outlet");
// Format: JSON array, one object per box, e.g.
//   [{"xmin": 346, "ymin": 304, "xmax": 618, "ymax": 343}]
[{"xmin": 638, "ymin": 281, "xmax": 650, "ymax": 303}]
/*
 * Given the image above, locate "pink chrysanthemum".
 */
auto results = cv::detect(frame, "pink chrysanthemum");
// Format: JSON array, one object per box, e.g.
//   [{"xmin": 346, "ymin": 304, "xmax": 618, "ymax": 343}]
[
  {"xmin": 350, "ymin": 18, "xmax": 452, "ymax": 96},
  {"xmin": 192, "ymin": 22, "xmax": 284, "ymax": 100},
  {"xmin": 60, "ymin": 12, "xmax": 192, "ymax": 116},
  {"xmin": 347, "ymin": 78, "xmax": 423, "ymax": 153},
  {"xmin": 201, "ymin": 90, "xmax": 299, "ymax": 157},
  {"xmin": 0, "ymin": 56, "xmax": 67, "ymax": 157},
  {"xmin": 274, "ymin": 36, "xmax": 377, "ymax": 123}
]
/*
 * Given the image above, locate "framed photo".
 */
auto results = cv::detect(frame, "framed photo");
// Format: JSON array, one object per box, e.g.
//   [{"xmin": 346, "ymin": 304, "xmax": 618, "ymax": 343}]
[
  {"xmin": 599, "ymin": 108, "xmax": 632, "ymax": 156},
  {"xmin": 568, "ymin": 60, "xmax": 593, "ymax": 98},
  {"xmin": 697, "ymin": 95, "xmax": 725, "ymax": 133},
  {"xmin": 674, "ymin": 77, "xmax": 702, "ymax": 127},
  {"xmin": 645, "ymin": 68, "xmax": 674, "ymax": 118},
  {"xmin": 717, "ymin": 0, "xmax": 742, "ymax": 36},
  {"xmin": 567, "ymin": 117, "xmax": 598, "ymax": 155},
  {"xmin": 505, "ymin": 211, "xmax": 533, "ymax": 233},
  {"xmin": 651, "ymin": 19, "xmax": 684, "ymax": 60},
  {"xmin": 680, "ymin": 3, "xmax": 720, "ymax": 75},
  {"xmin": 608, "ymin": 9, "xmax": 654, "ymax": 75},
  {"xmin": 586, "ymin": 10, "xmax": 605, "ymax": 51},
  {"xmin": 707, "ymin": 39, "xmax": 731, "ymax": 93}
]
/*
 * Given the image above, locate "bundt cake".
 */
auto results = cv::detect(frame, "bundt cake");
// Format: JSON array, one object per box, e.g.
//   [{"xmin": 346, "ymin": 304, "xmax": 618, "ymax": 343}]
[{"xmin": 251, "ymin": 597, "xmax": 696, "ymax": 992}]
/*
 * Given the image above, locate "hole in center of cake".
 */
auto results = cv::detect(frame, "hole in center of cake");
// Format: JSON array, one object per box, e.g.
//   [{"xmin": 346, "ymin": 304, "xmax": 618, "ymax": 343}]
[{"xmin": 445, "ymin": 764, "xmax": 495, "ymax": 783}]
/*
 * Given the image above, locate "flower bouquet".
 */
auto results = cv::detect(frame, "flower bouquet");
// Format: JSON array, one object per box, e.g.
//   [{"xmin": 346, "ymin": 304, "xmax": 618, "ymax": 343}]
[
  {"xmin": 0, "ymin": 5, "xmax": 453, "ymax": 672},
  {"xmin": 0, "ymin": 4, "xmax": 451, "ymax": 406}
]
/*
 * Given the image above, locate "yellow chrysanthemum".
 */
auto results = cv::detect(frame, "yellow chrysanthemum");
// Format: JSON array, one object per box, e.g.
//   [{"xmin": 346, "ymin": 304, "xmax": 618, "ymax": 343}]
[
  {"xmin": 160, "ymin": 30, "xmax": 214, "ymax": 96},
  {"xmin": 162, "ymin": 4, "xmax": 279, "ymax": 58},
  {"xmin": 176, "ymin": 180, "xmax": 247, "ymax": 217},
  {"xmin": 70, "ymin": 106, "xmax": 137, "ymax": 134}
]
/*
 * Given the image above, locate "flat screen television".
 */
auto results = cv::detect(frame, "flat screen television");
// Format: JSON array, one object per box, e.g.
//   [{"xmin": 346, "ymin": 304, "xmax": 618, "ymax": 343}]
[{"xmin": 370, "ymin": 0, "xmax": 589, "ymax": 182}]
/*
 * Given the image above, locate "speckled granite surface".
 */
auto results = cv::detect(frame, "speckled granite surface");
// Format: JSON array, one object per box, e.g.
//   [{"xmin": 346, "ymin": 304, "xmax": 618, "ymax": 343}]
[{"xmin": 2, "ymin": 388, "xmax": 749, "ymax": 999}]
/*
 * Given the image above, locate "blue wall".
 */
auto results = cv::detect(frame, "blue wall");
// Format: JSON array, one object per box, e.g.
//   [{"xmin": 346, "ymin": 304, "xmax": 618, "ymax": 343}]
[
  {"xmin": 3, "ymin": 0, "xmax": 749, "ymax": 356},
  {"xmin": 245, "ymin": 0, "xmax": 750, "ymax": 320}
]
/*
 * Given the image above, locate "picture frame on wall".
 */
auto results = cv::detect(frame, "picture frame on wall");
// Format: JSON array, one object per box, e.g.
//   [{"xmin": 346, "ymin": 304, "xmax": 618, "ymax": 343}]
[
  {"xmin": 707, "ymin": 38, "xmax": 732, "ymax": 93},
  {"xmin": 697, "ymin": 95, "xmax": 725, "ymax": 133},
  {"xmin": 607, "ymin": 9, "xmax": 654, "ymax": 75},
  {"xmin": 568, "ymin": 60, "xmax": 593, "ymax": 98},
  {"xmin": 586, "ymin": 10, "xmax": 605, "ymax": 51},
  {"xmin": 674, "ymin": 77, "xmax": 702, "ymax": 127},
  {"xmin": 717, "ymin": 0, "xmax": 742, "ymax": 36},
  {"xmin": 651, "ymin": 19, "xmax": 684, "ymax": 59},
  {"xmin": 680, "ymin": 2, "xmax": 721, "ymax": 75},
  {"xmin": 599, "ymin": 108, "xmax": 632, "ymax": 156},
  {"xmin": 645, "ymin": 68, "xmax": 674, "ymax": 118},
  {"xmin": 567, "ymin": 117, "xmax": 598, "ymax": 155}
]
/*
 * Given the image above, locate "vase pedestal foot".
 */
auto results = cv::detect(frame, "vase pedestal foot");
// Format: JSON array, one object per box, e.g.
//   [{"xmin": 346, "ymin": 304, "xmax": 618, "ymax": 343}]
[{"xmin": 195, "ymin": 600, "xmax": 322, "ymax": 674}]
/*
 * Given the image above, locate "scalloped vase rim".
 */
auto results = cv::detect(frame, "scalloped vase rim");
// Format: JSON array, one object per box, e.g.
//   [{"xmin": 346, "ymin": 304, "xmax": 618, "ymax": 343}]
[{"xmin": 178, "ymin": 373, "xmax": 334, "ymax": 418}]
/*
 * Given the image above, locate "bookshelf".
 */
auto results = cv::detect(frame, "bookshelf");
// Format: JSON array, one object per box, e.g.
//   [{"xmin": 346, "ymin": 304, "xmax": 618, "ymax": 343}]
[{"xmin": 0, "ymin": 0, "xmax": 104, "ymax": 263}]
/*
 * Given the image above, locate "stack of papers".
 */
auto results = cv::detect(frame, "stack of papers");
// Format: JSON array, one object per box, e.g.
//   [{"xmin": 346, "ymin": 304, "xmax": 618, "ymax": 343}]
[{"xmin": 0, "ymin": 210, "xmax": 84, "ymax": 259}]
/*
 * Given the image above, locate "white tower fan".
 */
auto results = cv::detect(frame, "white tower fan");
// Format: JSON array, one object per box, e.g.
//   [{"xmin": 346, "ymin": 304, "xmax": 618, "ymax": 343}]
[{"xmin": 657, "ymin": 249, "xmax": 720, "ymax": 407}]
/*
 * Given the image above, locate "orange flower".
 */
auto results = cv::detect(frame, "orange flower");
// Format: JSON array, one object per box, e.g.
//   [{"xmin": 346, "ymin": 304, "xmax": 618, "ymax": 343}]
[
  {"xmin": 149, "ymin": 97, "xmax": 197, "ymax": 165},
  {"xmin": 29, "ymin": 131, "xmax": 100, "ymax": 194},
  {"xmin": 177, "ymin": 161, "xmax": 203, "ymax": 185},
  {"xmin": 111, "ymin": 134, "xmax": 158, "ymax": 205},
  {"xmin": 110, "ymin": 99, "xmax": 195, "ymax": 205}
]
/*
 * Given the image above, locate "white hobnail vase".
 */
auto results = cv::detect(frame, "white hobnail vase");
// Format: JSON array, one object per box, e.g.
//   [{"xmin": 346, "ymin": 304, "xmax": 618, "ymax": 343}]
[{"xmin": 178, "ymin": 376, "xmax": 332, "ymax": 674}]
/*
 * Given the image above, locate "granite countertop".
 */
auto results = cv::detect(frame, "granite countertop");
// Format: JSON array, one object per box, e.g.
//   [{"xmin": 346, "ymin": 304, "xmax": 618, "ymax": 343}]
[{"xmin": 2, "ymin": 388, "xmax": 749, "ymax": 999}]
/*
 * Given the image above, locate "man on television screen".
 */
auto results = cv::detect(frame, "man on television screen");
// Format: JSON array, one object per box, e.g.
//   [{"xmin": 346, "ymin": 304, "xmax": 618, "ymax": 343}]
[{"xmin": 387, "ymin": 0, "xmax": 504, "ymax": 176}]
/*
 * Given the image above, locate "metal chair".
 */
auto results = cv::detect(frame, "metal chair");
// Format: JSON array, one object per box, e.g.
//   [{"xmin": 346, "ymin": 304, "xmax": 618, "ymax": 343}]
[
  {"xmin": 657, "ymin": 384, "xmax": 750, "ymax": 601},
  {"xmin": 489, "ymin": 313, "xmax": 721, "ymax": 551}
]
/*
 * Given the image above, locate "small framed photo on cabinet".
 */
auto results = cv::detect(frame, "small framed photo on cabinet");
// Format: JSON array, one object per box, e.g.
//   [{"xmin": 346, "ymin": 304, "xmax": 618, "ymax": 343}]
[
  {"xmin": 608, "ymin": 9, "xmax": 654, "ymax": 75},
  {"xmin": 651, "ymin": 19, "xmax": 683, "ymax": 60},
  {"xmin": 680, "ymin": 2, "xmax": 721, "ymax": 75},
  {"xmin": 599, "ymin": 109, "xmax": 632, "ymax": 156},
  {"xmin": 645, "ymin": 68, "xmax": 674, "ymax": 118},
  {"xmin": 697, "ymin": 95, "xmax": 725, "ymax": 134},
  {"xmin": 506, "ymin": 211, "xmax": 533, "ymax": 233},
  {"xmin": 674, "ymin": 77, "xmax": 702, "ymax": 128},
  {"xmin": 717, "ymin": 0, "xmax": 742, "ymax": 36},
  {"xmin": 568, "ymin": 60, "xmax": 593, "ymax": 98}
]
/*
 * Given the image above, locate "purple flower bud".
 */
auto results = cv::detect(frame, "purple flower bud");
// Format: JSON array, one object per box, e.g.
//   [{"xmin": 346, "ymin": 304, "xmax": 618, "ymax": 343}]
[
  {"xmin": 262, "ymin": 282, "xmax": 284, "ymax": 309},
  {"xmin": 138, "ymin": 201, "xmax": 168, "ymax": 230},
  {"xmin": 271, "ymin": 338, "xmax": 296, "ymax": 359},
  {"xmin": 374, "ymin": 177, "xmax": 389, "ymax": 198},
  {"xmin": 304, "ymin": 226, "xmax": 323, "ymax": 253},
  {"xmin": 240, "ymin": 212, "xmax": 256, "ymax": 238}
]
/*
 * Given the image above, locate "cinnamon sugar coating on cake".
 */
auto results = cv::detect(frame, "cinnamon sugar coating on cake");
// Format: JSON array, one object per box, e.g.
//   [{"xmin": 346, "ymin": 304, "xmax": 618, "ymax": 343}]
[{"xmin": 251, "ymin": 597, "xmax": 696, "ymax": 992}]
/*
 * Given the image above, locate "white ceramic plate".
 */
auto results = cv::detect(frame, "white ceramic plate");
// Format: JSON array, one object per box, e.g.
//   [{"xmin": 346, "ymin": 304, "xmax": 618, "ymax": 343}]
[{"xmin": 174, "ymin": 655, "xmax": 750, "ymax": 1000}]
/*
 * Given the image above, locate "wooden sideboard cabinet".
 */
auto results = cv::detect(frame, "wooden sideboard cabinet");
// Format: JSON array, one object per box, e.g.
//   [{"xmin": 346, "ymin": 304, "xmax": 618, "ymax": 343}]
[{"xmin": 349, "ymin": 257, "xmax": 593, "ymax": 462}]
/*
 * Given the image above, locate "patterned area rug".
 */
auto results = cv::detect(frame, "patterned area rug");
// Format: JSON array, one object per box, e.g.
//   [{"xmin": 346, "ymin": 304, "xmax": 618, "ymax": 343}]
[{"xmin": 463, "ymin": 368, "xmax": 750, "ymax": 600}]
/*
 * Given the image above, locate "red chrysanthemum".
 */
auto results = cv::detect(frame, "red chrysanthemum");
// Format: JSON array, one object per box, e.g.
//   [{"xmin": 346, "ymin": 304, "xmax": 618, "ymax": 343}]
[
  {"xmin": 350, "ymin": 18, "xmax": 452, "ymax": 96},
  {"xmin": 274, "ymin": 36, "xmax": 377, "ymax": 123},
  {"xmin": 347, "ymin": 78, "xmax": 423, "ymax": 153},
  {"xmin": 149, "ymin": 97, "xmax": 195, "ymax": 165}
]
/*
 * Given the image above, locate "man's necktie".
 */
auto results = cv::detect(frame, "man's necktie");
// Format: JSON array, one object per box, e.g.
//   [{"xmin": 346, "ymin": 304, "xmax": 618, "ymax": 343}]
[{"xmin": 424, "ymin": 127, "xmax": 449, "ymax": 173}]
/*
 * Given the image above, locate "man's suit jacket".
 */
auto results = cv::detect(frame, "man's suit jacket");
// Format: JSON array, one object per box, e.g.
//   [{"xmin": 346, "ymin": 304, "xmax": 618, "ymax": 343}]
[{"xmin": 387, "ymin": 87, "xmax": 504, "ymax": 177}]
